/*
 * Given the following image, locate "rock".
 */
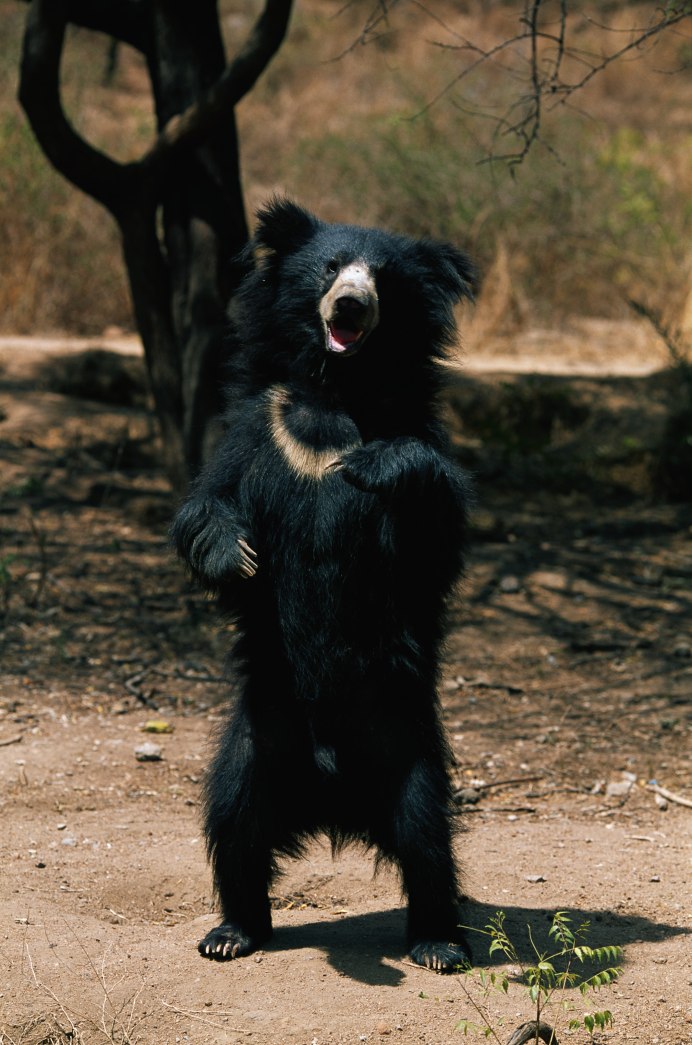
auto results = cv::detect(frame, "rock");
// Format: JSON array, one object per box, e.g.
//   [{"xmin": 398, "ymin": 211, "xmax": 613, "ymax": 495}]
[
  {"xmin": 606, "ymin": 778, "xmax": 633, "ymax": 798},
  {"xmin": 134, "ymin": 742, "xmax": 163, "ymax": 762},
  {"xmin": 499, "ymin": 575, "xmax": 522, "ymax": 593},
  {"xmin": 454, "ymin": 788, "xmax": 481, "ymax": 805},
  {"xmin": 526, "ymin": 874, "xmax": 546, "ymax": 883}
]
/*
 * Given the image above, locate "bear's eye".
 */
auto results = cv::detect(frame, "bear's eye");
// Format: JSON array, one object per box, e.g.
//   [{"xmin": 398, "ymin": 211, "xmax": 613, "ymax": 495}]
[{"xmin": 326, "ymin": 258, "xmax": 340, "ymax": 275}]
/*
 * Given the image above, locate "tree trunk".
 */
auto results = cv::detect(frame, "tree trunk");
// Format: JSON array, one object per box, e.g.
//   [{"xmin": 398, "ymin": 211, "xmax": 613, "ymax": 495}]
[{"xmin": 18, "ymin": 0, "xmax": 293, "ymax": 493}]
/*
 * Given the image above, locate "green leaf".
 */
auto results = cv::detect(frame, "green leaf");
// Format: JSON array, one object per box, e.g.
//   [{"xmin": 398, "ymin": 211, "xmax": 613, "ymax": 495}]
[{"xmin": 584, "ymin": 1014, "xmax": 595, "ymax": 1034}]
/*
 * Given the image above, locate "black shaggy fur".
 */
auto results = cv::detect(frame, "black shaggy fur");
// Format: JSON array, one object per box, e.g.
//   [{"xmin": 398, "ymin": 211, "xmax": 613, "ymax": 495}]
[{"xmin": 172, "ymin": 199, "xmax": 476, "ymax": 972}]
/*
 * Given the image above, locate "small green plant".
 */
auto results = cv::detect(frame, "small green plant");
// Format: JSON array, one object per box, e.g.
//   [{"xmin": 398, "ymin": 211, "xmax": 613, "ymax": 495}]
[{"xmin": 455, "ymin": 911, "xmax": 622, "ymax": 1044}]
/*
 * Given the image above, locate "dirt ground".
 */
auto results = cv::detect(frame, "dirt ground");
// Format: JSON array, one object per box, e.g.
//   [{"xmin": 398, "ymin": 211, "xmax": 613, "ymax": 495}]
[{"xmin": 0, "ymin": 333, "xmax": 690, "ymax": 1045}]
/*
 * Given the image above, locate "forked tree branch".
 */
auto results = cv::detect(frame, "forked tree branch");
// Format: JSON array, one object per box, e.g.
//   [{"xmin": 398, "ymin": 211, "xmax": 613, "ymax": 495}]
[
  {"xmin": 141, "ymin": 0, "xmax": 294, "ymax": 174},
  {"xmin": 17, "ymin": 0, "xmax": 294, "ymax": 216},
  {"xmin": 14, "ymin": 0, "xmax": 149, "ymax": 51},
  {"xmin": 18, "ymin": 0, "xmax": 132, "ymax": 216}
]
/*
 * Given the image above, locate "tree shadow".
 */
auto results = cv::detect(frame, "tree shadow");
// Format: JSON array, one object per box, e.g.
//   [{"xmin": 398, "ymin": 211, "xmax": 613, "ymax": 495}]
[{"xmin": 268, "ymin": 901, "xmax": 689, "ymax": 986}]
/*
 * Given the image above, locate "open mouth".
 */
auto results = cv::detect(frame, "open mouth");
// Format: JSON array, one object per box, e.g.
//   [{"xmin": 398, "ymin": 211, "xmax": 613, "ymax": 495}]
[
  {"xmin": 326, "ymin": 319, "xmax": 365, "ymax": 355},
  {"xmin": 319, "ymin": 263, "xmax": 380, "ymax": 358}
]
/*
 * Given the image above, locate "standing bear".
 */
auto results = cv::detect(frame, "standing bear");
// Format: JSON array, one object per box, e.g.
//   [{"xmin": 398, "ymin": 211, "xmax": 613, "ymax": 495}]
[{"xmin": 172, "ymin": 198, "xmax": 476, "ymax": 972}]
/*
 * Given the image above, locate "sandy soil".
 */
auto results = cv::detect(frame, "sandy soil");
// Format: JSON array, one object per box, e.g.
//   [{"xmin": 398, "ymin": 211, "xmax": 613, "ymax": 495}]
[{"xmin": 0, "ymin": 334, "xmax": 690, "ymax": 1045}]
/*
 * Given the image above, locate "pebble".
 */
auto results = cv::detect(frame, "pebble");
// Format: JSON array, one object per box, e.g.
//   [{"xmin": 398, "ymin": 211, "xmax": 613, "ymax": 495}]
[
  {"xmin": 499, "ymin": 575, "xmax": 521, "ymax": 593},
  {"xmin": 606, "ymin": 778, "xmax": 633, "ymax": 798},
  {"xmin": 526, "ymin": 874, "xmax": 546, "ymax": 883},
  {"xmin": 455, "ymin": 788, "xmax": 481, "ymax": 805},
  {"xmin": 134, "ymin": 742, "xmax": 163, "ymax": 762}
]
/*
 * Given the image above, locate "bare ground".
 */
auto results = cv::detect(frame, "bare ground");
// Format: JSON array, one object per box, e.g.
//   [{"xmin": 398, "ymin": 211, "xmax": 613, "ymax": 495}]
[{"xmin": 0, "ymin": 334, "xmax": 690, "ymax": 1045}]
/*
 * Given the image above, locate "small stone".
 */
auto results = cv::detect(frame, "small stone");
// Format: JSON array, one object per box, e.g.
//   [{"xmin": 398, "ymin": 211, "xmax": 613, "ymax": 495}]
[
  {"xmin": 606, "ymin": 778, "xmax": 633, "ymax": 798},
  {"xmin": 61, "ymin": 837, "xmax": 77, "ymax": 847},
  {"xmin": 499, "ymin": 575, "xmax": 521, "ymax": 593},
  {"xmin": 376, "ymin": 1024, "xmax": 391, "ymax": 1036},
  {"xmin": 526, "ymin": 874, "xmax": 546, "ymax": 883},
  {"xmin": 650, "ymin": 875, "xmax": 661, "ymax": 882},
  {"xmin": 134, "ymin": 742, "xmax": 163, "ymax": 762},
  {"xmin": 454, "ymin": 788, "xmax": 481, "ymax": 806},
  {"xmin": 56, "ymin": 823, "xmax": 67, "ymax": 831},
  {"xmin": 654, "ymin": 793, "xmax": 668, "ymax": 811}
]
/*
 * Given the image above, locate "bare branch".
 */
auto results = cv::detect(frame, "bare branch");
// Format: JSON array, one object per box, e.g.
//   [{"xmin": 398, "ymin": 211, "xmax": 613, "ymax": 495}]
[
  {"xmin": 356, "ymin": 0, "xmax": 692, "ymax": 168},
  {"xmin": 14, "ymin": 0, "xmax": 149, "ymax": 51},
  {"xmin": 18, "ymin": 0, "xmax": 134, "ymax": 217},
  {"xmin": 141, "ymin": 0, "xmax": 294, "ymax": 174}
]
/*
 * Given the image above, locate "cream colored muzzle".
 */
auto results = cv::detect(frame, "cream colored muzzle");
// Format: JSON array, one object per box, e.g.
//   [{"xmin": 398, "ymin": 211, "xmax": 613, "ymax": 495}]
[{"xmin": 319, "ymin": 263, "xmax": 379, "ymax": 356}]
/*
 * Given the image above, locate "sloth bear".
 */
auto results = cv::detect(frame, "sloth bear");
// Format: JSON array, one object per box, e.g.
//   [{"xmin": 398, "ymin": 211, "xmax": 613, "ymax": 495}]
[{"xmin": 172, "ymin": 198, "xmax": 475, "ymax": 972}]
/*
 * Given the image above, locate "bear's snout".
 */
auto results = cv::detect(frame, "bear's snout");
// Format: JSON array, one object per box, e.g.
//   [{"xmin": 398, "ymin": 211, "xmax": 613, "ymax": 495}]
[{"xmin": 320, "ymin": 262, "xmax": 379, "ymax": 356}]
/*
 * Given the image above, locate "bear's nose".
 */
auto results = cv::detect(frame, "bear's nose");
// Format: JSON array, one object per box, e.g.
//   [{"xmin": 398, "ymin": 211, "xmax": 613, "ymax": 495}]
[{"xmin": 335, "ymin": 295, "xmax": 369, "ymax": 317}]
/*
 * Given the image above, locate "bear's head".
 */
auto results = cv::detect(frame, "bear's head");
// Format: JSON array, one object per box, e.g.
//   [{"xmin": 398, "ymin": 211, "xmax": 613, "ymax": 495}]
[{"xmin": 234, "ymin": 198, "xmax": 476, "ymax": 381}]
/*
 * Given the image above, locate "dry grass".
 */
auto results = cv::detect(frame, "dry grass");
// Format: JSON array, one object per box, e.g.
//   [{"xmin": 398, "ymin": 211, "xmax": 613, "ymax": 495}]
[{"xmin": 1, "ymin": 0, "xmax": 691, "ymax": 333}]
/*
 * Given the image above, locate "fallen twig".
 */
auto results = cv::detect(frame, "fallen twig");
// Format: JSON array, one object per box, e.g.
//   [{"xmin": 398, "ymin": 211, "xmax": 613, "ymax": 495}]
[
  {"xmin": 0, "ymin": 733, "xmax": 23, "ymax": 747},
  {"xmin": 161, "ymin": 1000, "xmax": 251, "ymax": 1034},
  {"xmin": 647, "ymin": 783, "xmax": 692, "ymax": 809},
  {"xmin": 475, "ymin": 775, "xmax": 543, "ymax": 791}
]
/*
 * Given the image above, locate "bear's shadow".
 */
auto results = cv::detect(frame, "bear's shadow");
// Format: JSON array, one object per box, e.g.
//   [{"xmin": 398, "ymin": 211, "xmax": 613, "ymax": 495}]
[{"xmin": 268, "ymin": 903, "xmax": 689, "ymax": 987}]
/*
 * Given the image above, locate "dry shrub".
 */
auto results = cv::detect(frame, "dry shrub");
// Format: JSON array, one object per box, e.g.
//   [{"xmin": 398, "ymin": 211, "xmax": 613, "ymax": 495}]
[{"xmin": 0, "ymin": 1015, "xmax": 83, "ymax": 1045}]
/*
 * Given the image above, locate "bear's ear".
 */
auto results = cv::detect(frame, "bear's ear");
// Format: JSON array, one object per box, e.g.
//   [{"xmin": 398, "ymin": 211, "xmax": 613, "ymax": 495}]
[
  {"xmin": 411, "ymin": 242, "xmax": 476, "ymax": 307},
  {"xmin": 253, "ymin": 197, "xmax": 320, "ymax": 256},
  {"xmin": 418, "ymin": 241, "xmax": 478, "ymax": 304}
]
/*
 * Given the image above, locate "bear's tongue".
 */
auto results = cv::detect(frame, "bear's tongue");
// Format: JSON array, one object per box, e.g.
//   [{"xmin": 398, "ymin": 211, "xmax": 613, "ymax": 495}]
[
  {"xmin": 330, "ymin": 321, "xmax": 365, "ymax": 355},
  {"xmin": 328, "ymin": 322, "xmax": 362, "ymax": 354}
]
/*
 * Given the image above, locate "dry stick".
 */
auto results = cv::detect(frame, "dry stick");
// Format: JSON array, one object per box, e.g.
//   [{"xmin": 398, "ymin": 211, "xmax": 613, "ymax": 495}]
[
  {"xmin": 161, "ymin": 1001, "xmax": 251, "ymax": 1035},
  {"xmin": 0, "ymin": 734, "xmax": 23, "ymax": 747},
  {"xmin": 474, "ymin": 775, "xmax": 544, "ymax": 791},
  {"xmin": 647, "ymin": 783, "xmax": 692, "ymax": 809},
  {"xmin": 25, "ymin": 945, "xmax": 84, "ymax": 1039}
]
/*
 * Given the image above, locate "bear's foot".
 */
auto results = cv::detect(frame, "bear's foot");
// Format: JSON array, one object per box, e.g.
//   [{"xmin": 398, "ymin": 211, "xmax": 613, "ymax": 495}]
[
  {"xmin": 198, "ymin": 922, "xmax": 271, "ymax": 961},
  {"xmin": 408, "ymin": 938, "xmax": 472, "ymax": 973}
]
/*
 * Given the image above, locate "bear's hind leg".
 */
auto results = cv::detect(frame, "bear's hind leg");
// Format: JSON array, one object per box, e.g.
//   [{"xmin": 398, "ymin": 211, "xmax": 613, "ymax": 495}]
[
  {"xmin": 199, "ymin": 719, "xmax": 275, "ymax": 961},
  {"xmin": 380, "ymin": 757, "xmax": 471, "ymax": 973}
]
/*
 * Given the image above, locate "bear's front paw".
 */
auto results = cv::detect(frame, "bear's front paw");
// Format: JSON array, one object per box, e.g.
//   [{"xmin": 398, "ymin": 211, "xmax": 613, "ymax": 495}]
[
  {"xmin": 333, "ymin": 443, "xmax": 395, "ymax": 494},
  {"xmin": 236, "ymin": 538, "xmax": 258, "ymax": 579},
  {"xmin": 188, "ymin": 527, "xmax": 258, "ymax": 586},
  {"xmin": 198, "ymin": 921, "xmax": 270, "ymax": 961}
]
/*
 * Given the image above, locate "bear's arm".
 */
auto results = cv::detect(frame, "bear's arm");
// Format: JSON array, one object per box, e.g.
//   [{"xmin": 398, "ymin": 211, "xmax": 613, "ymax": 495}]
[
  {"xmin": 171, "ymin": 422, "xmax": 258, "ymax": 593},
  {"xmin": 336, "ymin": 431, "xmax": 468, "ymax": 504}
]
